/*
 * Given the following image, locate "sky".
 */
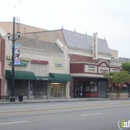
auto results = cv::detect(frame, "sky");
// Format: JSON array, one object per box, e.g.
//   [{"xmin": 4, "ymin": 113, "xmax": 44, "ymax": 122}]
[{"xmin": 1, "ymin": 0, "xmax": 130, "ymax": 58}]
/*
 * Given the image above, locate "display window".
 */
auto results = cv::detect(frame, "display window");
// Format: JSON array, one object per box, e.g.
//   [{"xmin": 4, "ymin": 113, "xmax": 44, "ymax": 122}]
[
  {"xmin": 90, "ymin": 82, "xmax": 97, "ymax": 92},
  {"xmin": 70, "ymin": 82, "xmax": 74, "ymax": 97},
  {"xmin": 7, "ymin": 80, "xmax": 28, "ymax": 96},
  {"xmin": 32, "ymin": 81, "xmax": 47, "ymax": 98},
  {"xmin": 73, "ymin": 81, "xmax": 98, "ymax": 97},
  {"xmin": 50, "ymin": 83, "xmax": 66, "ymax": 98},
  {"xmin": 86, "ymin": 82, "xmax": 90, "ymax": 92}
]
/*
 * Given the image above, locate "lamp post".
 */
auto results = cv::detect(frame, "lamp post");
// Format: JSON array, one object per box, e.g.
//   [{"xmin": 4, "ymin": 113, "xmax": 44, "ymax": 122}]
[{"xmin": 7, "ymin": 17, "xmax": 21, "ymax": 102}]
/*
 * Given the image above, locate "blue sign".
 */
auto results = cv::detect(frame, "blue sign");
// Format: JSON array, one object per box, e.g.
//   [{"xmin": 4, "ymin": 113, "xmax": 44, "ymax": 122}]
[{"xmin": 14, "ymin": 44, "xmax": 21, "ymax": 65}]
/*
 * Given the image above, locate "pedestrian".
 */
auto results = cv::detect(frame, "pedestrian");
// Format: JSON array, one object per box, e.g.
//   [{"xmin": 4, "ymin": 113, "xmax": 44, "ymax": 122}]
[{"xmin": 122, "ymin": 83, "xmax": 127, "ymax": 92}]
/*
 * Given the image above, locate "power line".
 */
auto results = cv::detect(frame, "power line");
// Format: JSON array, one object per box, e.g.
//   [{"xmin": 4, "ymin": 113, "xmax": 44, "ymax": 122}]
[{"xmin": 21, "ymin": 12, "xmax": 130, "ymax": 23}]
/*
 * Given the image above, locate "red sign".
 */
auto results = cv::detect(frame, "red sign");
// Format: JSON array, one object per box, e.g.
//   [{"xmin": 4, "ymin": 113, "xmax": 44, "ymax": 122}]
[{"xmin": 31, "ymin": 59, "xmax": 48, "ymax": 65}]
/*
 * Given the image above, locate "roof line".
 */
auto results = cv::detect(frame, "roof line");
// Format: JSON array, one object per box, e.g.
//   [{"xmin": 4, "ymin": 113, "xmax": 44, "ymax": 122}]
[
  {"xmin": 0, "ymin": 22, "xmax": 46, "ymax": 30},
  {"xmin": 17, "ymin": 36, "xmax": 57, "ymax": 44},
  {"xmin": 21, "ymin": 29, "xmax": 62, "ymax": 34}
]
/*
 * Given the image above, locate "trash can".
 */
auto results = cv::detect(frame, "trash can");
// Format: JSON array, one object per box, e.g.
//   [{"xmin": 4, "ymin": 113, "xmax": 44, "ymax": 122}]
[{"xmin": 19, "ymin": 95, "xmax": 23, "ymax": 102}]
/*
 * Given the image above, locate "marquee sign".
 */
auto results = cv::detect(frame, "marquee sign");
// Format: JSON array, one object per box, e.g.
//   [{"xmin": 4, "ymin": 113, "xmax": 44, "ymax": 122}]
[
  {"xmin": 110, "ymin": 68, "xmax": 120, "ymax": 72},
  {"xmin": 98, "ymin": 67, "xmax": 109, "ymax": 74},
  {"xmin": 85, "ymin": 65, "xmax": 97, "ymax": 73},
  {"xmin": 93, "ymin": 33, "xmax": 98, "ymax": 59}
]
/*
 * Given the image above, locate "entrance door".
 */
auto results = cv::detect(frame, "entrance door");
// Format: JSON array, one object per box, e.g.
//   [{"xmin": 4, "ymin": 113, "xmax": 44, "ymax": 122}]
[
  {"xmin": 51, "ymin": 83, "xmax": 62, "ymax": 97},
  {"xmin": 98, "ymin": 81, "xmax": 107, "ymax": 98}
]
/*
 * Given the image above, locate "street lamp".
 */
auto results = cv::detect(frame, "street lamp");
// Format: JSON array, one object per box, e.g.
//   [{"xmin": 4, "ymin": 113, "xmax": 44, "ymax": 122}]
[{"xmin": 7, "ymin": 17, "xmax": 21, "ymax": 102}]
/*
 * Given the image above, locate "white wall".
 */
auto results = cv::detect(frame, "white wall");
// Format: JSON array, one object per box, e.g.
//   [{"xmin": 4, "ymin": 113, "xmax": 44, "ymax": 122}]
[
  {"xmin": 110, "ymin": 49, "xmax": 118, "ymax": 59},
  {"xmin": 5, "ymin": 37, "xmax": 70, "ymax": 77}
]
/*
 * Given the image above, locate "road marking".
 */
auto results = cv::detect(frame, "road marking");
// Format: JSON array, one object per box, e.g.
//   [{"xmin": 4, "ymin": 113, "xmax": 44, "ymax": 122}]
[
  {"xmin": 81, "ymin": 112, "xmax": 102, "ymax": 116},
  {"xmin": 0, "ymin": 102, "xmax": 129, "ymax": 116},
  {"xmin": 0, "ymin": 121, "xmax": 28, "ymax": 125}
]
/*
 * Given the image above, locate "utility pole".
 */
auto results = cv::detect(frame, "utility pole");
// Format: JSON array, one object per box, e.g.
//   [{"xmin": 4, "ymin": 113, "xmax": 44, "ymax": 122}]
[
  {"xmin": 7, "ymin": 17, "xmax": 21, "ymax": 102},
  {"xmin": 10, "ymin": 17, "xmax": 15, "ymax": 102}
]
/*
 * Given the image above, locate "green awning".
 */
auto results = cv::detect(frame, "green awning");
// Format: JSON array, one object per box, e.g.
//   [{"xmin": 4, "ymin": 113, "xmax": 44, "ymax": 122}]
[
  {"xmin": 6, "ymin": 70, "xmax": 36, "ymax": 80},
  {"xmin": 36, "ymin": 76, "xmax": 54, "ymax": 81},
  {"xmin": 49, "ymin": 73, "xmax": 73, "ymax": 82}
]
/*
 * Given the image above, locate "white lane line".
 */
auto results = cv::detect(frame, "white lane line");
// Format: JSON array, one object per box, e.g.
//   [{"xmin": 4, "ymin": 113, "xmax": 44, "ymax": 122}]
[
  {"xmin": 0, "ymin": 121, "xmax": 28, "ymax": 126},
  {"xmin": 81, "ymin": 112, "xmax": 102, "ymax": 116}
]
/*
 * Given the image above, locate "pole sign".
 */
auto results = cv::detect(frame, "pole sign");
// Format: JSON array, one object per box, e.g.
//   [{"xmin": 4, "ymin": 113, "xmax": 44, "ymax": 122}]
[
  {"xmin": 14, "ymin": 44, "xmax": 21, "ymax": 65},
  {"xmin": 93, "ymin": 33, "xmax": 98, "ymax": 59}
]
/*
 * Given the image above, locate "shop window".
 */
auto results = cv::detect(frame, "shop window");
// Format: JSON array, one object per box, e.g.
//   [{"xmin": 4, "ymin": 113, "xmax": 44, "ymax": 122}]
[
  {"xmin": 51, "ymin": 83, "xmax": 65, "ymax": 98},
  {"xmin": 70, "ymin": 82, "xmax": 74, "ymax": 97},
  {"xmin": 15, "ymin": 80, "xmax": 28, "ymax": 96},
  {"xmin": 90, "ymin": 82, "xmax": 97, "ymax": 92},
  {"xmin": 73, "ymin": 81, "xmax": 98, "ymax": 97},
  {"xmin": 85, "ymin": 82, "xmax": 90, "ymax": 92},
  {"xmin": 33, "ymin": 81, "xmax": 47, "ymax": 97},
  {"xmin": 74, "ymin": 82, "xmax": 86, "ymax": 97}
]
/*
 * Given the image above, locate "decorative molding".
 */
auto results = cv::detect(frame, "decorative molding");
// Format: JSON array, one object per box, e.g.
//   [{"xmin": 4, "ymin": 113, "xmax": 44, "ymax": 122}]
[
  {"xmin": 21, "ymin": 49, "xmax": 63, "ymax": 57},
  {"xmin": 100, "ymin": 63, "xmax": 107, "ymax": 67},
  {"xmin": 70, "ymin": 73, "xmax": 104, "ymax": 78}
]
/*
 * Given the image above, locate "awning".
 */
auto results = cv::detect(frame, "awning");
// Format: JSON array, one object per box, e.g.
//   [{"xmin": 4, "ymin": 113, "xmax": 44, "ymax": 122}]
[
  {"xmin": 36, "ymin": 76, "xmax": 54, "ymax": 81},
  {"xmin": 6, "ymin": 70, "xmax": 36, "ymax": 80},
  {"xmin": 49, "ymin": 73, "xmax": 73, "ymax": 82}
]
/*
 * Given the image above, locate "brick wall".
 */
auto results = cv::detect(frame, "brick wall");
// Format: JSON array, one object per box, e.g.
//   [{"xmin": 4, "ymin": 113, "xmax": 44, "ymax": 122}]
[
  {"xmin": 70, "ymin": 54, "xmax": 110, "ymax": 63},
  {"xmin": 0, "ymin": 39, "xmax": 5, "ymax": 96}
]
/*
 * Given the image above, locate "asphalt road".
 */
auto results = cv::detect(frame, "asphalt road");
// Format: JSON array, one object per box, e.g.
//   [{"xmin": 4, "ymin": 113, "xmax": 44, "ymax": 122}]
[{"xmin": 0, "ymin": 100, "xmax": 130, "ymax": 130}]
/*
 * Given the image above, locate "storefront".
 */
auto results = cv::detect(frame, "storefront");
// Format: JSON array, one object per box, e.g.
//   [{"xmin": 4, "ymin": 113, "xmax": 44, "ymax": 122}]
[
  {"xmin": 50, "ymin": 83, "xmax": 66, "ymax": 98},
  {"xmin": 6, "ymin": 70, "xmax": 35, "ymax": 99},
  {"xmin": 70, "ymin": 60, "xmax": 120, "ymax": 98},
  {"xmin": 5, "ymin": 70, "xmax": 73, "ymax": 99},
  {"xmin": 49, "ymin": 73, "xmax": 73, "ymax": 98},
  {"xmin": 70, "ymin": 77, "xmax": 107, "ymax": 98}
]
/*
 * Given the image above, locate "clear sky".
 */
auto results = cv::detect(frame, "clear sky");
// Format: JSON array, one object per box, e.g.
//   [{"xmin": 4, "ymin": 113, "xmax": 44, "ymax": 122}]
[{"xmin": 1, "ymin": 0, "xmax": 130, "ymax": 58}]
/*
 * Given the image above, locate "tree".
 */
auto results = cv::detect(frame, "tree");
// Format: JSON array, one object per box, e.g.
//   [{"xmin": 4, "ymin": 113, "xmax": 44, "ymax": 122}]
[
  {"xmin": 104, "ymin": 72, "xmax": 115, "ymax": 87},
  {"xmin": 104, "ymin": 71, "xmax": 130, "ymax": 91},
  {"xmin": 112, "ymin": 71, "xmax": 130, "ymax": 85},
  {"xmin": 121, "ymin": 62, "xmax": 130, "ymax": 73}
]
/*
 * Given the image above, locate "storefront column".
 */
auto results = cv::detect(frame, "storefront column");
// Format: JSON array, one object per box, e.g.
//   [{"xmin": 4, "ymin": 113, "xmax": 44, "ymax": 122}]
[
  {"xmin": 5, "ymin": 80, "xmax": 8, "ymax": 95},
  {"xmin": 47, "ymin": 82, "xmax": 51, "ymax": 99},
  {"xmin": 28, "ymin": 80, "xmax": 34, "ymax": 99},
  {"xmin": 66, "ymin": 81, "xmax": 71, "ymax": 98},
  {"xmin": 27, "ymin": 80, "xmax": 30, "ymax": 99}
]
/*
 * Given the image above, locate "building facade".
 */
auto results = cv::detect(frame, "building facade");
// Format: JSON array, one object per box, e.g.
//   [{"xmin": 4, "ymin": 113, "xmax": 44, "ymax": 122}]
[
  {"xmin": 4, "ymin": 36, "xmax": 72, "ymax": 99},
  {"xmin": 22, "ymin": 29, "xmax": 120, "ymax": 98},
  {"xmin": 70, "ymin": 61, "xmax": 120, "ymax": 98},
  {"xmin": 0, "ymin": 22, "xmax": 120, "ymax": 99},
  {"xmin": 0, "ymin": 22, "xmax": 46, "ymax": 34}
]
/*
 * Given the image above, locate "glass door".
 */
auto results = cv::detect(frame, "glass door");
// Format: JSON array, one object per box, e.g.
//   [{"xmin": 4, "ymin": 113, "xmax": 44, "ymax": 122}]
[{"xmin": 51, "ymin": 83, "xmax": 62, "ymax": 98}]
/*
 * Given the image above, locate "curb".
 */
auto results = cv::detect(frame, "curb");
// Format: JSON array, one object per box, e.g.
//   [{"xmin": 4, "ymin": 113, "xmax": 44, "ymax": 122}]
[
  {"xmin": 3, "ymin": 97, "xmax": 130, "ymax": 104},
  {"xmin": 0, "ymin": 98, "xmax": 108, "ymax": 105}
]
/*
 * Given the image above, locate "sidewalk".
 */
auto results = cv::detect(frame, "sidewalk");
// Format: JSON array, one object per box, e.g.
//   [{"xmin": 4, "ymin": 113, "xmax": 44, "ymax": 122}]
[{"xmin": 0, "ymin": 98, "xmax": 108, "ymax": 104}]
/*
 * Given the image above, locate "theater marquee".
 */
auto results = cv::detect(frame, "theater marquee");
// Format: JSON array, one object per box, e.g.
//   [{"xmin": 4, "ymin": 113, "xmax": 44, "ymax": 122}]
[{"xmin": 85, "ymin": 65, "xmax": 97, "ymax": 73}]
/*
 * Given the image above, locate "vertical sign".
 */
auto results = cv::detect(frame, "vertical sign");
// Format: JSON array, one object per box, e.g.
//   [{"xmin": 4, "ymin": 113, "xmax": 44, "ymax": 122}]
[
  {"xmin": 14, "ymin": 44, "xmax": 21, "ymax": 65},
  {"xmin": 93, "ymin": 33, "xmax": 98, "ymax": 59}
]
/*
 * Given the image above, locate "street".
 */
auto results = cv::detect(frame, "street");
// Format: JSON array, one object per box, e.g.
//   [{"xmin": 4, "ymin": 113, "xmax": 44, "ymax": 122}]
[{"xmin": 0, "ymin": 100, "xmax": 130, "ymax": 130}]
